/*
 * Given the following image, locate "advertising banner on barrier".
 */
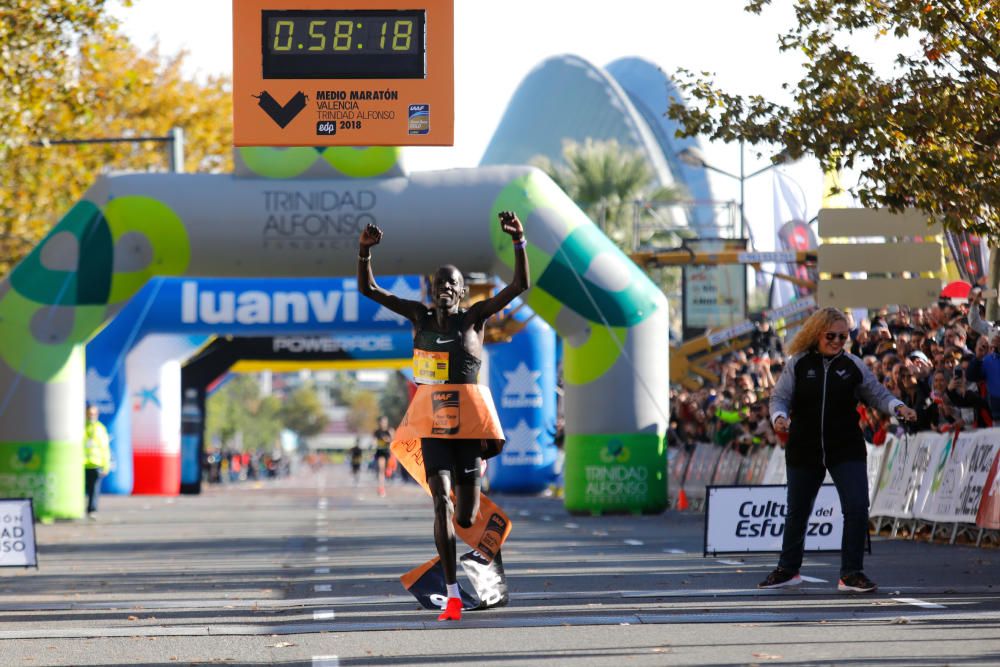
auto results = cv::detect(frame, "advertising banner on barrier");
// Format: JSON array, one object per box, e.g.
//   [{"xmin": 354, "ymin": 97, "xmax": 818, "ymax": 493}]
[
  {"xmin": 0, "ymin": 498, "xmax": 37, "ymax": 568},
  {"xmin": 668, "ymin": 447, "xmax": 690, "ymax": 499},
  {"xmin": 911, "ymin": 431, "xmax": 955, "ymax": 520},
  {"xmin": 681, "ymin": 443, "xmax": 724, "ymax": 506},
  {"xmin": 914, "ymin": 429, "xmax": 1000, "ymax": 523},
  {"xmin": 761, "ymin": 446, "xmax": 787, "ymax": 484},
  {"xmin": 871, "ymin": 431, "xmax": 939, "ymax": 519},
  {"xmin": 705, "ymin": 485, "xmax": 842, "ymax": 555},
  {"xmin": 976, "ymin": 445, "xmax": 1000, "ymax": 530},
  {"xmin": 711, "ymin": 447, "xmax": 744, "ymax": 485},
  {"xmin": 866, "ymin": 440, "xmax": 888, "ymax": 504},
  {"xmin": 739, "ymin": 446, "xmax": 772, "ymax": 485}
]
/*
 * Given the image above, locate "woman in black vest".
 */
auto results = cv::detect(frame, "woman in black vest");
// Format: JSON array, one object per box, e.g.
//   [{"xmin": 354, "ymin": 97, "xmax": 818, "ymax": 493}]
[{"xmin": 761, "ymin": 307, "xmax": 916, "ymax": 593}]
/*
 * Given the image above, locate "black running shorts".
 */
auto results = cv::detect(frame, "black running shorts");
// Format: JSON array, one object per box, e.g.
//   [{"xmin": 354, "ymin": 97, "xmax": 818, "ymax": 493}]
[{"xmin": 421, "ymin": 438, "xmax": 482, "ymax": 484}]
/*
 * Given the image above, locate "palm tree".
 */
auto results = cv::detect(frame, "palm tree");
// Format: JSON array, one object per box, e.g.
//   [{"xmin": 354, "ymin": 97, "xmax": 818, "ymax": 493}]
[{"xmin": 532, "ymin": 138, "xmax": 685, "ymax": 251}]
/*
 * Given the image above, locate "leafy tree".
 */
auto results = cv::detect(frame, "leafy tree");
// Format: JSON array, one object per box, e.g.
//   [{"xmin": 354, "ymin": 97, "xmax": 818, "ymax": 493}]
[
  {"xmin": 327, "ymin": 372, "xmax": 359, "ymax": 405},
  {"xmin": 279, "ymin": 384, "xmax": 329, "ymax": 439},
  {"xmin": 346, "ymin": 389, "xmax": 380, "ymax": 435},
  {"xmin": 1, "ymin": 7, "xmax": 233, "ymax": 274},
  {"xmin": 205, "ymin": 375, "xmax": 282, "ymax": 452},
  {"xmin": 379, "ymin": 371, "xmax": 412, "ymax": 426},
  {"xmin": 666, "ymin": 1, "xmax": 999, "ymax": 238},
  {"xmin": 532, "ymin": 138, "xmax": 686, "ymax": 251},
  {"xmin": 0, "ymin": 1, "xmax": 122, "ymax": 154}
]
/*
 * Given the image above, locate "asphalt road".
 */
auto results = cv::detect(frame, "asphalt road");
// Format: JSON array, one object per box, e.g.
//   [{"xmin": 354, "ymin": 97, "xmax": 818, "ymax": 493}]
[{"xmin": 1, "ymin": 464, "xmax": 998, "ymax": 666}]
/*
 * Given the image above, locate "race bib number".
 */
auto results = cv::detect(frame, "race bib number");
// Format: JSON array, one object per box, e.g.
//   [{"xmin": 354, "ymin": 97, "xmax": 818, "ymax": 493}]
[{"xmin": 413, "ymin": 349, "xmax": 449, "ymax": 384}]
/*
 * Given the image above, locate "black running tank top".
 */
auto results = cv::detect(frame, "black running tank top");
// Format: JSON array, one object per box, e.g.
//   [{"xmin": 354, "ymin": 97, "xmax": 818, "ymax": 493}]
[{"xmin": 412, "ymin": 310, "xmax": 481, "ymax": 384}]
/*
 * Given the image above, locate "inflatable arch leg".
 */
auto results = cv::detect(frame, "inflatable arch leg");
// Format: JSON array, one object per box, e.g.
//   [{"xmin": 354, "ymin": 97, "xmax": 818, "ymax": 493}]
[{"xmin": 487, "ymin": 304, "xmax": 559, "ymax": 494}]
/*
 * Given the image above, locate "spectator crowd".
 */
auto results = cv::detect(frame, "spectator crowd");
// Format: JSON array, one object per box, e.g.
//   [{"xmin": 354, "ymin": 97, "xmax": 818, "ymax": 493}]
[{"xmin": 669, "ymin": 293, "xmax": 998, "ymax": 452}]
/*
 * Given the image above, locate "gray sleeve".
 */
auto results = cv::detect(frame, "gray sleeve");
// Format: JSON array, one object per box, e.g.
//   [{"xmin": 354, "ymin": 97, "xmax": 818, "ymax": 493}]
[
  {"xmin": 769, "ymin": 353, "xmax": 799, "ymax": 423},
  {"xmin": 969, "ymin": 303, "xmax": 997, "ymax": 339},
  {"xmin": 848, "ymin": 354, "xmax": 903, "ymax": 416}
]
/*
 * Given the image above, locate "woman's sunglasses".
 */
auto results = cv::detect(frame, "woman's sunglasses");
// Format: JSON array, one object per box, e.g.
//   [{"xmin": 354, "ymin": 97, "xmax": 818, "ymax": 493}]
[{"xmin": 824, "ymin": 332, "xmax": 849, "ymax": 342}]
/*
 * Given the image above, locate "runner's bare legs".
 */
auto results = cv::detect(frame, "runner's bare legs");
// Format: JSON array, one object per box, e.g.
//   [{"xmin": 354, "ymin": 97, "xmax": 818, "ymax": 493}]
[{"xmin": 427, "ymin": 472, "xmax": 480, "ymax": 590}]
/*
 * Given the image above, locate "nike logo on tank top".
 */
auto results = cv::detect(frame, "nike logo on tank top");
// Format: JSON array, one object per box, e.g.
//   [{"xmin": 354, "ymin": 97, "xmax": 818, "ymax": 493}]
[{"xmin": 412, "ymin": 310, "xmax": 482, "ymax": 384}]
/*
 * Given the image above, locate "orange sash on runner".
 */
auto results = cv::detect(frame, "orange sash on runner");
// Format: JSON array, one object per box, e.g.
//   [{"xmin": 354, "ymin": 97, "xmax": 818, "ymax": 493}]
[
  {"xmin": 392, "ymin": 383, "xmax": 512, "ymax": 608},
  {"xmin": 400, "ymin": 383, "xmax": 504, "ymax": 441},
  {"xmin": 391, "ymin": 422, "xmax": 511, "ymax": 561}
]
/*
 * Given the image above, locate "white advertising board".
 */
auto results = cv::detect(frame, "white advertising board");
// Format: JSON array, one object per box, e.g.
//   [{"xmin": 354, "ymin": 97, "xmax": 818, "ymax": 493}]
[
  {"xmin": 871, "ymin": 431, "xmax": 939, "ymax": 519},
  {"xmin": 914, "ymin": 429, "xmax": 1000, "ymax": 524},
  {"xmin": 761, "ymin": 446, "xmax": 787, "ymax": 484},
  {"xmin": 705, "ymin": 485, "xmax": 843, "ymax": 555},
  {"xmin": 682, "ymin": 238, "xmax": 747, "ymax": 337},
  {"xmin": 866, "ymin": 440, "xmax": 889, "ymax": 505},
  {"xmin": 0, "ymin": 499, "xmax": 37, "ymax": 568}
]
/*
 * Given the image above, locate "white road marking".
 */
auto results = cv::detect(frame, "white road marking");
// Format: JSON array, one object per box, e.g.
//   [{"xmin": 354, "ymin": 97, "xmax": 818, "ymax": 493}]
[
  {"xmin": 6, "ymin": 609, "xmax": 1000, "ymax": 639},
  {"xmin": 313, "ymin": 610, "xmax": 335, "ymax": 620},
  {"xmin": 315, "ymin": 567, "xmax": 330, "ymax": 574},
  {"xmin": 315, "ymin": 556, "xmax": 329, "ymax": 562},
  {"xmin": 624, "ymin": 539, "xmax": 644, "ymax": 546},
  {"xmin": 897, "ymin": 597, "xmax": 946, "ymax": 609},
  {"xmin": 315, "ymin": 584, "xmax": 332, "ymax": 592},
  {"xmin": 564, "ymin": 522, "xmax": 579, "ymax": 529},
  {"xmin": 316, "ymin": 546, "xmax": 328, "ymax": 553},
  {"xmin": 312, "ymin": 656, "xmax": 339, "ymax": 667},
  {"xmin": 317, "ymin": 537, "xmax": 328, "ymax": 543},
  {"xmin": 664, "ymin": 548, "xmax": 686, "ymax": 554},
  {"xmin": 716, "ymin": 559, "xmax": 744, "ymax": 565}
]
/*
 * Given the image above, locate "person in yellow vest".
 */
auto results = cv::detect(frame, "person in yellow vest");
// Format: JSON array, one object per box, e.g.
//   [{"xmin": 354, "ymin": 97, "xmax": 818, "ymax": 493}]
[{"xmin": 83, "ymin": 404, "xmax": 111, "ymax": 520}]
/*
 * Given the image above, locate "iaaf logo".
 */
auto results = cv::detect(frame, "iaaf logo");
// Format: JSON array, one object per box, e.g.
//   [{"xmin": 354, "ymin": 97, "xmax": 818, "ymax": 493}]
[{"xmin": 181, "ymin": 281, "xmax": 358, "ymax": 325}]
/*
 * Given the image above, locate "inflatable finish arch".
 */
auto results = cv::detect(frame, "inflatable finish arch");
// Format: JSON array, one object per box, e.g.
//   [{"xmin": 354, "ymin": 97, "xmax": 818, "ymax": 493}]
[
  {"xmin": 86, "ymin": 275, "xmax": 422, "ymax": 494},
  {"xmin": 0, "ymin": 151, "xmax": 669, "ymax": 519},
  {"xmin": 180, "ymin": 333, "xmax": 415, "ymax": 494}
]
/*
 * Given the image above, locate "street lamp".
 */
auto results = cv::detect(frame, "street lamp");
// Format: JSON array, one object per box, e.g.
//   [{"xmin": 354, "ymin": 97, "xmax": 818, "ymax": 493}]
[
  {"xmin": 677, "ymin": 139, "xmax": 788, "ymax": 243},
  {"xmin": 32, "ymin": 127, "xmax": 186, "ymax": 173}
]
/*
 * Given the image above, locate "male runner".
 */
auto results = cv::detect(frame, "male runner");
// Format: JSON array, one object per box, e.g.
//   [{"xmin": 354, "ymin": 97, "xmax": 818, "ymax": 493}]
[
  {"xmin": 348, "ymin": 438, "xmax": 363, "ymax": 485},
  {"xmin": 357, "ymin": 211, "xmax": 528, "ymax": 621},
  {"xmin": 372, "ymin": 415, "xmax": 393, "ymax": 496}
]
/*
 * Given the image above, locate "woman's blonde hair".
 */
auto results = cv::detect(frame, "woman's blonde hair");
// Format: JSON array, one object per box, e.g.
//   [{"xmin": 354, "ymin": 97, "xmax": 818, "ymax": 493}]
[{"xmin": 786, "ymin": 307, "xmax": 848, "ymax": 356}]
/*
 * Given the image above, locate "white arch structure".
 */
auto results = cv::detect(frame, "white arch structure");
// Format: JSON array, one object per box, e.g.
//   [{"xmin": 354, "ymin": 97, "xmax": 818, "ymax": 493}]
[{"xmin": 0, "ymin": 149, "xmax": 669, "ymax": 518}]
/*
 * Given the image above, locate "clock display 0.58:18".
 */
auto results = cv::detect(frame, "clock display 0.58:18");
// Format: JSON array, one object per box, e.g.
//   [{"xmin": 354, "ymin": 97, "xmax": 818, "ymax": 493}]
[
  {"xmin": 261, "ymin": 10, "xmax": 426, "ymax": 79},
  {"xmin": 267, "ymin": 14, "xmax": 419, "ymax": 54}
]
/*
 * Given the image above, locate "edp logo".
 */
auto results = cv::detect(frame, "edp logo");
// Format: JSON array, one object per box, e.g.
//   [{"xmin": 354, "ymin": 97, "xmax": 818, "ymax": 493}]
[{"xmin": 316, "ymin": 121, "xmax": 337, "ymax": 136}]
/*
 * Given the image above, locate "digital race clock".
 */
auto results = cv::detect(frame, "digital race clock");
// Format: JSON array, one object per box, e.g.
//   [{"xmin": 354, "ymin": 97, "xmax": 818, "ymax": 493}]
[
  {"xmin": 233, "ymin": 0, "xmax": 453, "ymax": 147},
  {"xmin": 262, "ymin": 10, "xmax": 426, "ymax": 79}
]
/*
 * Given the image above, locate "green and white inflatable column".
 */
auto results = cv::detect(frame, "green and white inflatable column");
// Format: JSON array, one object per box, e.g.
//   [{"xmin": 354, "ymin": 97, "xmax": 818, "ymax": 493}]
[
  {"xmin": 0, "ymin": 197, "xmax": 191, "ymax": 519},
  {"xmin": 491, "ymin": 170, "xmax": 669, "ymax": 514}
]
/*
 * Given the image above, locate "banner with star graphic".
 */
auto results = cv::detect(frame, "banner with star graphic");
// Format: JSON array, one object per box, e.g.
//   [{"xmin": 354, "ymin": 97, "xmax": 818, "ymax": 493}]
[{"xmin": 486, "ymin": 304, "xmax": 559, "ymax": 494}]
